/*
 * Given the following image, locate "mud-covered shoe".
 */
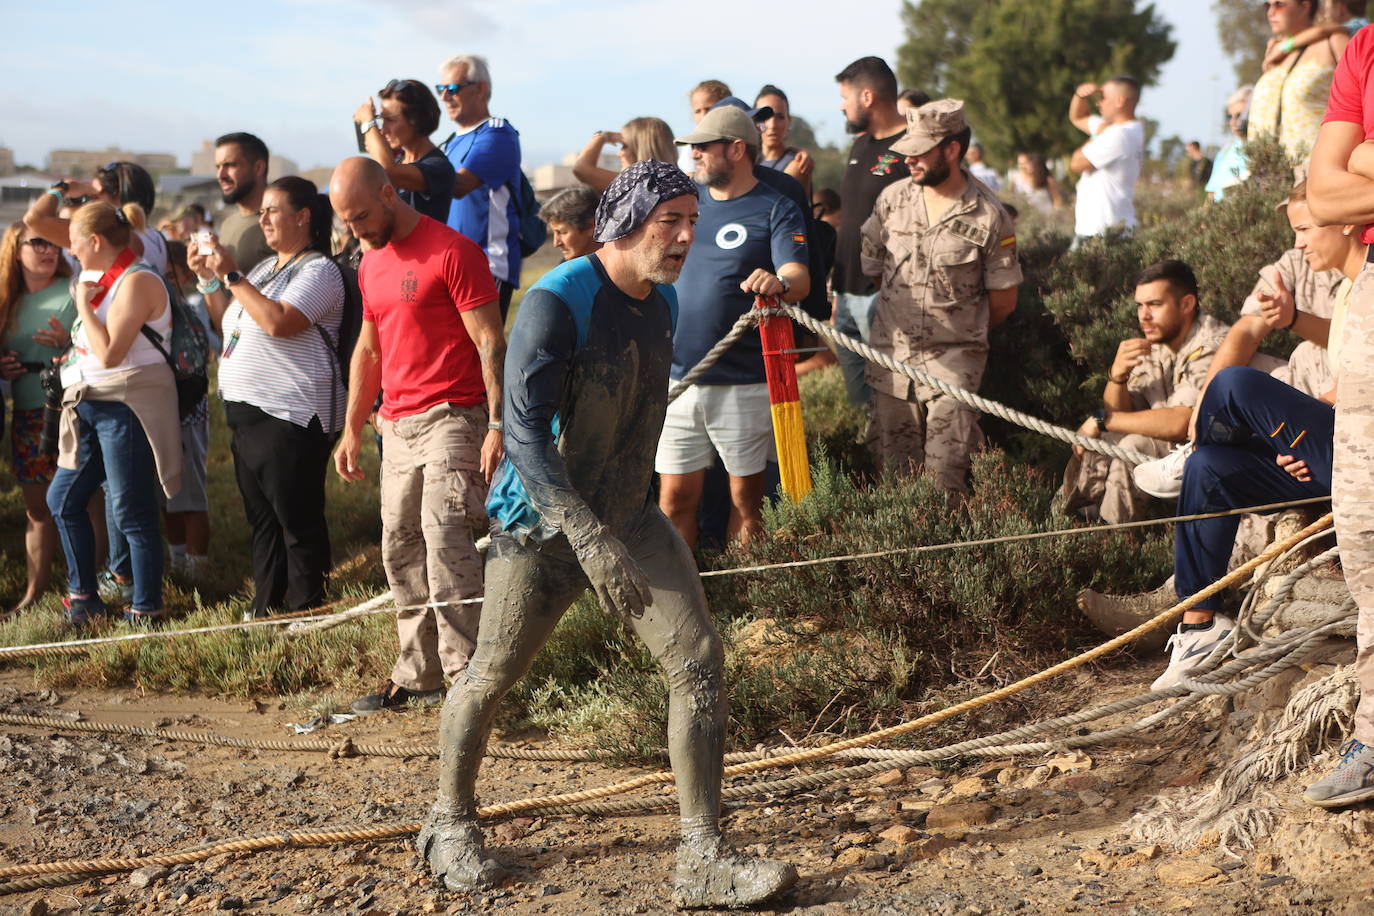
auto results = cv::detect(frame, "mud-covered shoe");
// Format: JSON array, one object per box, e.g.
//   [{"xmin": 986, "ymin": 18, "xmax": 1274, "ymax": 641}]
[
  {"xmin": 1151, "ymin": 613, "xmax": 1235, "ymax": 691},
  {"xmin": 1076, "ymin": 577, "xmax": 1176, "ymax": 651},
  {"xmin": 1132, "ymin": 441, "xmax": 1194, "ymax": 499},
  {"xmin": 673, "ymin": 836, "xmax": 797, "ymax": 909},
  {"xmin": 350, "ymin": 681, "xmax": 444, "ymax": 716},
  {"xmin": 63, "ymin": 595, "xmax": 111, "ymax": 628},
  {"xmin": 416, "ymin": 812, "xmax": 505, "ymax": 891},
  {"xmin": 1303, "ymin": 739, "xmax": 1374, "ymax": 808}
]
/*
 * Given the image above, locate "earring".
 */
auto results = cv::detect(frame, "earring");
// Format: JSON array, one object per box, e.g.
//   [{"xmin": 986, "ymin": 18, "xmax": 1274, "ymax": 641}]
[{"xmin": 1344, "ymin": 228, "xmax": 1353, "ymax": 236}]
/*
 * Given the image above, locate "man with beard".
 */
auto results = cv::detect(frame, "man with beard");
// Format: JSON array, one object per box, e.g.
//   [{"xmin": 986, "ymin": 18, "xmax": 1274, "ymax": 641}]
[
  {"xmin": 1059, "ymin": 260, "xmax": 1229, "ymax": 523},
  {"xmin": 830, "ymin": 57, "xmax": 910, "ymax": 408},
  {"xmin": 213, "ymin": 132, "xmax": 273, "ymax": 269},
  {"xmin": 329, "ymin": 157, "xmax": 507, "ymax": 716},
  {"xmin": 655, "ymin": 105, "xmax": 810, "ymax": 549},
  {"xmin": 416, "ymin": 159, "xmax": 797, "ymax": 909},
  {"xmin": 859, "ymin": 99, "xmax": 1021, "ymax": 495}
]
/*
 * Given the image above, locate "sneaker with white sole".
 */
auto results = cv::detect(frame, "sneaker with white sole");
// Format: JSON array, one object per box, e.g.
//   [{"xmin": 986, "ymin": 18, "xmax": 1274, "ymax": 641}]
[
  {"xmin": 1132, "ymin": 441, "xmax": 1195, "ymax": 500},
  {"xmin": 1303, "ymin": 739, "xmax": 1374, "ymax": 808},
  {"xmin": 1151, "ymin": 612, "xmax": 1235, "ymax": 691}
]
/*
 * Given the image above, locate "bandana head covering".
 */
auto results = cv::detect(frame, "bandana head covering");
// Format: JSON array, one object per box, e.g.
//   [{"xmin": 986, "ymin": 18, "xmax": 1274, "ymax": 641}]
[{"xmin": 594, "ymin": 160, "xmax": 699, "ymax": 243}]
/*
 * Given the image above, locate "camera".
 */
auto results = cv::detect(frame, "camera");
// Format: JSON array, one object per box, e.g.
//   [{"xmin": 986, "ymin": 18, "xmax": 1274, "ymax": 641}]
[{"xmin": 36, "ymin": 362, "xmax": 64, "ymax": 457}]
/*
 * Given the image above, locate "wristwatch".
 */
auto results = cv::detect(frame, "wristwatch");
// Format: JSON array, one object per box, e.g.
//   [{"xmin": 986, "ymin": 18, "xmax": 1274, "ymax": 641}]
[
  {"xmin": 1092, "ymin": 407, "xmax": 1111, "ymax": 433},
  {"xmin": 50, "ymin": 180, "xmax": 69, "ymax": 193},
  {"xmin": 775, "ymin": 274, "xmax": 791, "ymax": 295},
  {"xmin": 222, "ymin": 270, "xmax": 245, "ymax": 287}
]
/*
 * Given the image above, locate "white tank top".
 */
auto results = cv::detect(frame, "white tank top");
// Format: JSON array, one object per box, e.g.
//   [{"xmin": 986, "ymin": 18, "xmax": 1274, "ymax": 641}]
[{"xmin": 68, "ymin": 262, "xmax": 171, "ymax": 385}]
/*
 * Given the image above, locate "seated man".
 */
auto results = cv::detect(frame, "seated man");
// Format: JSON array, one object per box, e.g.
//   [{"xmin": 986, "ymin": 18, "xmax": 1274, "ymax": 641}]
[
  {"xmin": 1059, "ymin": 260, "xmax": 1228, "ymax": 523},
  {"xmin": 1133, "ymin": 180, "xmax": 1346, "ymax": 499},
  {"xmin": 1083, "ymin": 366, "xmax": 1334, "ymax": 691}
]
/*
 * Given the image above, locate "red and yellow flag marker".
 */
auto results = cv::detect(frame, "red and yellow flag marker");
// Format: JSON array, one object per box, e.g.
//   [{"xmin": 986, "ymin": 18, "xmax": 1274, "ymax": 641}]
[{"xmin": 756, "ymin": 295, "xmax": 812, "ymax": 502}]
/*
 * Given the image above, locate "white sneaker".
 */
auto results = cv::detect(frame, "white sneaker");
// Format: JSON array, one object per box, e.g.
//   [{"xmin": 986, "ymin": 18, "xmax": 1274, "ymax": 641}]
[
  {"xmin": 1151, "ymin": 613, "xmax": 1235, "ymax": 691},
  {"xmin": 1132, "ymin": 441, "xmax": 1195, "ymax": 499}
]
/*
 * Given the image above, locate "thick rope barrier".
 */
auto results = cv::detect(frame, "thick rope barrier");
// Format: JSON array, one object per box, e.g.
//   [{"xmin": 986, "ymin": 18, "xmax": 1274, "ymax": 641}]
[
  {"xmin": 765, "ymin": 304, "xmax": 1153, "ymax": 465},
  {"xmin": 0, "ymin": 527, "xmax": 1343, "ymax": 884}
]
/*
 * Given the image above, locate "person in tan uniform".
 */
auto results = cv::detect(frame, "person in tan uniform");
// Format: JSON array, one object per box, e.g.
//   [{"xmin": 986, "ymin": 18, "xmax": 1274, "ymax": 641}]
[
  {"xmin": 1060, "ymin": 260, "xmax": 1229, "ymax": 523},
  {"xmin": 859, "ymin": 99, "xmax": 1022, "ymax": 494}
]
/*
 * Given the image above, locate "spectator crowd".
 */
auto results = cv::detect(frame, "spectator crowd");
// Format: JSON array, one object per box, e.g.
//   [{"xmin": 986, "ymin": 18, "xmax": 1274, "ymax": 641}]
[{"xmin": 5, "ymin": 0, "xmax": 1374, "ymax": 851}]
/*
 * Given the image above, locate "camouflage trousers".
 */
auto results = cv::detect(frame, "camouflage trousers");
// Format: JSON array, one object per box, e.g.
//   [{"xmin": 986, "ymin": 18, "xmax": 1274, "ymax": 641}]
[
  {"xmin": 1058, "ymin": 433, "xmax": 1173, "ymax": 524},
  {"xmin": 377, "ymin": 402, "xmax": 489, "ymax": 692},
  {"xmin": 1335, "ymin": 262, "xmax": 1374, "ymax": 745},
  {"xmin": 869, "ymin": 390, "xmax": 982, "ymax": 494}
]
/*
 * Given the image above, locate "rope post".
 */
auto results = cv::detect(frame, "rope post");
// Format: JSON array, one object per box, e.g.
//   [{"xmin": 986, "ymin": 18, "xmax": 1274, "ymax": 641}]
[{"xmin": 756, "ymin": 296, "xmax": 812, "ymax": 502}]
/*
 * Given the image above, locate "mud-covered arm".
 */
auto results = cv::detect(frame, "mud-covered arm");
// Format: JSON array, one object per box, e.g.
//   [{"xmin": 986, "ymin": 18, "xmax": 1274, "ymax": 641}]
[{"xmin": 504, "ymin": 289, "xmax": 652, "ymax": 617}]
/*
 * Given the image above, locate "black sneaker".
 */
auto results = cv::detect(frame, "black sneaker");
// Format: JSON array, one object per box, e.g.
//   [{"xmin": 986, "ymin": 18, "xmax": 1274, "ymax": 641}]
[{"xmin": 351, "ymin": 681, "xmax": 445, "ymax": 716}]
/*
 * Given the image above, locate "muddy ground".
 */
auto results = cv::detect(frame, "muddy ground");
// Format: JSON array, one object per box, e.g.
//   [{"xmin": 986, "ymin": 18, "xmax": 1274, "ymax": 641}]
[{"xmin": 0, "ymin": 662, "xmax": 1370, "ymax": 916}]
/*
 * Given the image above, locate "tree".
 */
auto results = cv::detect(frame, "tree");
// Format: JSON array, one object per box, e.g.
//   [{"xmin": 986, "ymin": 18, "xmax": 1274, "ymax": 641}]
[
  {"xmin": 1213, "ymin": 0, "xmax": 1272, "ymax": 87},
  {"xmin": 896, "ymin": 0, "xmax": 1175, "ymax": 164},
  {"xmin": 896, "ymin": 0, "xmax": 987, "ymax": 96}
]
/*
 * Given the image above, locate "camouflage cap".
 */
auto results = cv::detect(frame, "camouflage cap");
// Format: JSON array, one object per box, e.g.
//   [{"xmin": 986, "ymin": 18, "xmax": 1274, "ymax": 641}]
[{"xmin": 891, "ymin": 99, "xmax": 968, "ymax": 158}]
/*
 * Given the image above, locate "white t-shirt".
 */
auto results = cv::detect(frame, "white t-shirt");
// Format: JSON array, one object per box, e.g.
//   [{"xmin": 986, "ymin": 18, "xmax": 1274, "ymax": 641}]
[
  {"xmin": 217, "ymin": 253, "xmax": 346, "ymax": 431},
  {"xmin": 1074, "ymin": 116, "xmax": 1144, "ymax": 237}
]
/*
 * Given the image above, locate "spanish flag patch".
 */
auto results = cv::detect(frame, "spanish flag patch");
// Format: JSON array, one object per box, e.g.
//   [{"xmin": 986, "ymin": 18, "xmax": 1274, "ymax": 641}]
[
  {"xmin": 999, "ymin": 235, "xmax": 1017, "ymax": 248},
  {"xmin": 792, "ymin": 233, "xmax": 806, "ymax": 244}
]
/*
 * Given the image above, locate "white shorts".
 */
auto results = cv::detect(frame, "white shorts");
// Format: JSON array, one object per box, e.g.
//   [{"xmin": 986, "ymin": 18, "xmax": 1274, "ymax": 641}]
[{"xmin": 655, "ymin": 382, "xmax": 775, "ymax": 477}]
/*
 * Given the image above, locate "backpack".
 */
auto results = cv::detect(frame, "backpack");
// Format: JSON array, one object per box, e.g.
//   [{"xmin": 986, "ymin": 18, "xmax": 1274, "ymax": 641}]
[
  {"xmin": 313, "ymin": 252, "xmax": 363, "ymax": 388},
  {"xmin": 141, "ymin": 275, "xmax": 210, "ymax": 420},
  {"xmin": 510, "ymin": 169, "xmax": 547, "ymax": 258}
]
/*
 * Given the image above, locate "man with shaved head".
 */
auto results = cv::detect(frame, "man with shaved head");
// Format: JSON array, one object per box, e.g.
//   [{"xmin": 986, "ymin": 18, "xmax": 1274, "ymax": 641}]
[
  {"xmin": 329, "ymin": 157, "xmax": 506, "ymax": 716},
  {"xmin": 416, "ymin": 160, "xmax": 797, "ymax": 909}
]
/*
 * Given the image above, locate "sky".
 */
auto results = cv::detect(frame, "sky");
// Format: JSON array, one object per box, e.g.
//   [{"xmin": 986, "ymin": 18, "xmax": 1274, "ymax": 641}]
[{"xmin": 1, "ymin": 0, "xmax": 1235, "ymax": 176}]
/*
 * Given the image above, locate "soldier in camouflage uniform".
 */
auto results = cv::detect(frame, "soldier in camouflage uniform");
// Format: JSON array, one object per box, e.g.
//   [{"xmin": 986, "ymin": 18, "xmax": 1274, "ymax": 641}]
[
  {"xmin": 1305, "ymin": 34, "xmax": 1374, "ymax": 806},
  {"xmin": 1060, "ymin": 260, "xmax": 1229, "ymax": 523},
  {"xmin": 859, "ymin": 99, "xmax": 1022, "ymax": 494}
]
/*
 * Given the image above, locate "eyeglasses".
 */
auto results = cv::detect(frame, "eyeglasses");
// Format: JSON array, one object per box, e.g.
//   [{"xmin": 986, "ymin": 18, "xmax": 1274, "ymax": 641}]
[
  {"xmin": 22, "ymin": 238, "xmax": 56, "ymax": 252},
  {"xmin": 435, "ymin": 81, "xmax": 479, "ymax": 97}
]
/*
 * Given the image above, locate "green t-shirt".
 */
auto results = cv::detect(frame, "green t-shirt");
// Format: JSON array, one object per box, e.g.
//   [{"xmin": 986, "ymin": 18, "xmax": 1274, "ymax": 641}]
[{"xmin": 5, "ymin": 282, "xmax": 76, "ymax": 410}]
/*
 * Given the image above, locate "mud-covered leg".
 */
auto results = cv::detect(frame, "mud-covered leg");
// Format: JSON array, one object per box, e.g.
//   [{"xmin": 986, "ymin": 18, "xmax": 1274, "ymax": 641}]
[
  {"xmin": 418, "ymin": 536, "xmax": 583, "ymax": 891},
  {"xmin": 627, "ymin": 510, "xmax": 797, "ymax": 909}
]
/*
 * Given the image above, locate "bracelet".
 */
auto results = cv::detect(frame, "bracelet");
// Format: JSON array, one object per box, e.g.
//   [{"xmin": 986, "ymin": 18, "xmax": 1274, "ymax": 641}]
[
  {"xmin": 1280, "ymin": 37, "xmax": 1296, "ymax": 53},
  {"xmin": 1285, "ymin": 308, "xmax": 1300, "ymax": 330},
  {"xmin": 46, "ymin": 188, "xmax": 64, "ymax": 204},
  {"xmin": 196, "ymin": 277, "xmax": 222, "ymax": 295},
  {"xmin": 487, "ymin": 421, "xmax": 503, "ymax": 431},
  {"xmin": 1108, "ymin": 372, "xmax": 1130, "ymax": 385}
]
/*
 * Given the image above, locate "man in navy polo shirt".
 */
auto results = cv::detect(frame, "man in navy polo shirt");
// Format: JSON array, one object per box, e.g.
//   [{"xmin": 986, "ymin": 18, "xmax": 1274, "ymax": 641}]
[
  {"xmin": 656, "ymin": 105, "xmax": 810, "ymax": 549},
  {"xmin": 436, "ymin": 53, "xmax": 523, "ymax": 319}
]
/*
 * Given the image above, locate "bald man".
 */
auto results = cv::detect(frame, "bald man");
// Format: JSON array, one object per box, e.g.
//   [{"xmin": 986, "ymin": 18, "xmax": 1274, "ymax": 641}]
[
  {"xmin": 416, "ymin": 161, "xmax": 797, "ymax": 909},
  {"xmin": 329, "ymin": 157, "xmax": 507, "ymax": 716}
]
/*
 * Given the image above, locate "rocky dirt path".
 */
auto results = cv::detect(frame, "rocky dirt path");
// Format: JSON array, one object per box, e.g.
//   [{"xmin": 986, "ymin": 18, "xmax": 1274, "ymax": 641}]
[{"xmin": 0, "ymin": 665, "xmax": 1369, "ymax": 915}]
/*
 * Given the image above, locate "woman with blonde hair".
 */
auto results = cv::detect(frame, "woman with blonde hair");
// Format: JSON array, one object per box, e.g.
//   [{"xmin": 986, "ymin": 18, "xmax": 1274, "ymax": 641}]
[
  {"xmin": 0, "ymin": 222, "xmax": 75, "ymax": 611},
  {"xmin": 46, "ymin": 201, "xmax": 181, "ymax": 626},
  {"xmin": 571, "ymin": 117, "xmax": 676, "ymax": 193}
]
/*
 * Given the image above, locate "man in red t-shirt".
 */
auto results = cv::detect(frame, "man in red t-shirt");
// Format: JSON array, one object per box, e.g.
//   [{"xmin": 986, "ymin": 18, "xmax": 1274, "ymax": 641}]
[
  {"xmin": 329, "ymin": 157, "xmax": 505, "ymax": 715},
  {"xmin": 1306, "ymin": 25, "xmax": 1374, "ymax": 807}
]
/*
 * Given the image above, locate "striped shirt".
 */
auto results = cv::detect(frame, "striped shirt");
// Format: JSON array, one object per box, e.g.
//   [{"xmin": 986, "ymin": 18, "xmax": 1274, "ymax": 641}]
[{"xmin": 218, "ymin": 253, "xmax": 346, "ymax": 431}]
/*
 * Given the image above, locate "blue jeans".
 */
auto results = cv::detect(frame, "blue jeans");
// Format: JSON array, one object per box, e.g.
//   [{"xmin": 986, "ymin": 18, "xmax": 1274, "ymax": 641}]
[
  {"xmin": 48, "ymin": 400, "xmax": 163, "ymax": 611},
  {"xmin": 833, "ymin": 292, "xmax": 877, "ymax": 407},
  {"xmin": 1176, "ymin": 367, "xmax": 1333, "ymax": 610}
]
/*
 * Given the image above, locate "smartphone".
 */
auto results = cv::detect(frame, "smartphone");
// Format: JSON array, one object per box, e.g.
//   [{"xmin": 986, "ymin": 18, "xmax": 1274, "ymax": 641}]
[
  {"xmin": 195, "ymin": 228, "xmax": 215, "ymax": 256},
  {"xmin": 354, "ymin": 120, "xmax": 368, "ymax": 154},
  {"xmin": 78, "ymin": 269, "xmax": 103, "ymax": 284}
]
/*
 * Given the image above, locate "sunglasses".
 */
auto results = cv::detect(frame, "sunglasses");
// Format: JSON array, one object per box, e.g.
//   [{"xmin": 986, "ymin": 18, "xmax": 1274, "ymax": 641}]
[
  {"xmin": 23, "ymin": 238, "xmax": 56, "ymax": 252},
  {"xmin": 1262, "ymin": 1, "xmax": 1293, "ymax": 9},
  {"xmin": 690, "ymin": 140, "xmax": 729, "ymax": 151},
  {"xmin": 434, "ymin": 81, "xmax": 479, "ymax": 97}
]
